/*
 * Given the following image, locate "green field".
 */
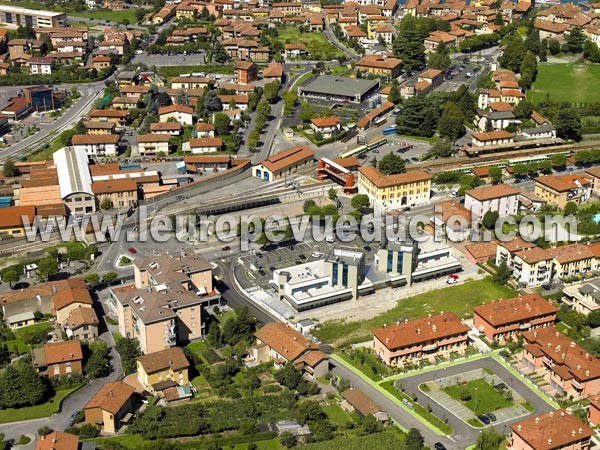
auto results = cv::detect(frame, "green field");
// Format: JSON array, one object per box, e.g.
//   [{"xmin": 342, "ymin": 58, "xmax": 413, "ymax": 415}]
[
  {"xmin": 70, "ymin": 9, "xmax": 139, "ymax": 24},
  {"xmin": 527, "ymin": 64, "xmax": 600, "ymax": 104},
  {"xmin": 322, "ymin": 404, "xmax": 353, "ymax": 426},
  {"xmin": 443, "ymin": 379, "xmax": 512, "ymax": 415},
  {"xmin": 275, "ymin": 27, "xmax": 344, "ymax": 61},
  {"xmin": 0, "ymin": 386, "xmax": 81, "ymax": 424},
  {"xmin": 313, "ymin": 277, "xmax": 516, "ymax": 345}
]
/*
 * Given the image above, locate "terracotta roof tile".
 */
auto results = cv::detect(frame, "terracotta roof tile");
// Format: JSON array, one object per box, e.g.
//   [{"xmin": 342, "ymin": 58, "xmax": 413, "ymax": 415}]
[
  {"xmin": 85, "ymin": 380, "xmax": 135, "ymax": 414},
  {"xmin": 137, "ymin": 347, "xmax": 190, "ymax": 373},
  {"xmin": 472, "ymin": 293, "xmax": 557, "ymax": 327},
  {"xmin": 358, "ymin": 166, "xmax": 431, "ymax": 189},
  {"xmin": 44, "ymin": 341, "xmax": 83, "ymax": 365}
]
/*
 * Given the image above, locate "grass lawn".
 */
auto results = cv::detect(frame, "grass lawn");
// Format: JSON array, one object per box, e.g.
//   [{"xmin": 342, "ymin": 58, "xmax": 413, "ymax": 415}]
[
  {"xmin": 275, "ymin": 27, "xmax": 344, "ymax": 61},
  {"xmin": 185, "ymin": 340, "xmax": 208, "ymax": 355},
  {"xmin": 322, "ymin": 404, "xmax": 353, "ymax": 426},
  {"xmin": 443, "ymin": 379, "xmax": 512, "ymax": 415},
  {"xmin": 0, "ymin": 385, "xmax": 81, "ymax": 424},
  {"xmin": 13, "ymin": 321, "xmax": 53, "ymax": 342},
  {"xmin": 314, "ymin": 277, "xmax": 516, "ymax": 345},
  {"xmin": 70, "ymin": 9, "xmax": 139, "ymax": 24},
  {"xmin": 527, "ymin": 64, "xmax": 600, "ymax": 104},
  {"xmin": 299, "ymin": 429, "xmax": 406, "ymax": 450}
]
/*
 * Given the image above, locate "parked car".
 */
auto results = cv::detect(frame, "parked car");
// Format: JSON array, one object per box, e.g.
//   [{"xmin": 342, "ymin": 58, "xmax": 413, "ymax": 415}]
[
  {"xmin": 68, "ymin": 410, "xmax": 80, "ymax": 425},
  {"xmin": 478, "ymin": 414, "xmax": 490, "ymax": 425},
  {"xmin": 128, "ymin": 247, "xmax": 137, "ymax": 254},
  {"xmin": 325, "ymin": 235, "xmax": 335, "ymax": 243},
  {"xmin": 487, "ymin": 413, "xmax": 497, "ymax": 422},
  {"xmin": 221, "ymin": 245, "xmax": 231, "ymax": 251},
  {"xmin": 434, "ymin": 443, "xmax": 447, "ymax": 450}
]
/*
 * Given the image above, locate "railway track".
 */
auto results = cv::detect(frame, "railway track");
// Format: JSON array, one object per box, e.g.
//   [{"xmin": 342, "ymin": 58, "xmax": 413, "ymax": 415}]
[{"xmin": 416, "ymin": 140, "xmax": 600, "ymax": 173}]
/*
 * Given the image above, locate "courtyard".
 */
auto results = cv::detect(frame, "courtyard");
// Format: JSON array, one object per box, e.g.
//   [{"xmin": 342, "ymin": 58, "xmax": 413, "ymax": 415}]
[{"xmin": 392, "ymin": 357, "xmax": 555, "ymax": 438}]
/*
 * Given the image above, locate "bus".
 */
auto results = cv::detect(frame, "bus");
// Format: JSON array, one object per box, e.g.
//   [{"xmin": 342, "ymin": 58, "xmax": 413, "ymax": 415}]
[
  {"xmin": 373, "ymin": 116, "xmax": 386, "ymax": 127},
  {"xmin": 383, "ymin": 127, "xmax": 397, "ymax": 136}
]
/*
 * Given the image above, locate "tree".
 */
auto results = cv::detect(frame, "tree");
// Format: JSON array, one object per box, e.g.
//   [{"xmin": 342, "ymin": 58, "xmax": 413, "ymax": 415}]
[
  {"xmin": 2, "ymin": 159, "xmax": 16, "ymax": 178},
  {"xmin": 513, "ymin": 99, "xmax": 533, "ymax": 119},
  {"xmin": 204, "ymin": 91, "xmax": 223, "ymax": 113},
  {"xmin": 494, "ymin": 12, "xmax": 503, "ymax": 26},
  {"xmin": 77, "ymin": 423, "xmax": 99, "ymax": 440},
  {"xmin": 2, "ymin": 270, "xmax": 19, "ymax": 289},
  {"xmin": 476, "ymin": 429, "xmax": 504, "ymax": 450},
  {"xmin": 37, "ymin": 257, "xmax": 58, "ymax": 281},
  {"xmin": 282, "ymin": 91, "xmax": 297, "ymax": 116},
  {"xmin": 438, "ymin": 102, "xmax": 465, "ymax": 141},
  {"xmin": 275, "ymin": 362, "xmax": 303, "ymax": 390},
  {"xmin": 213, "ymin": 113, "xmax": 231, "ymax": 136},
  {"xmin": 493, "ymin": 260, "xmax": 511, "ymax": 285},
  {"xmin": 351, "ymin": 194, "xmax": 370, "ymax": 210},
  {"xmin": 499, "ymin": 37, "xmax": 527, "ymax": 72},
  {"xmin": 396, "ymin": 93, "xmax": 447, "ymax": 137},
  {"xmin": 519, "ymin": 51, "xmax": 537, "ymax": 90},
  {"xmin": 566, "ymin": 27, "xmax": 586, "ymax": 53},
  {"xmin": 393, "ymin": 16, "xmax": 425, "ymax": 71},
  {"xmin": 388, "ymin": 81, "xmax": 400, "ymax": 104},
  {"xmin": 328, "ymin": 188, "xmax": 337, "ymax": 201},
  {"xmin": 303, "ymin": 199, "xmax": 316, "ymax": 213},
  {"xmin": 587, "ymin": 310, "xmax": 600, "ymax": 328},
  {"xmin": 37, "ymin": 427, "xmax": 52, "ymax": 437},
  {"xmin": 84, "ymin": 341, "xmax": 110, "ymax": 379},
  {"xmin": 100, "ymin": 197, "xmax": 113, "ymax": 210},
  {"xmin": 378, "ymin": 153, "xmax": 406, "ymax": 175},
  {"xmin": 102, "ymin": 272, "xmax": 118, "ymax": 285},
  {"xmin": 263, "ymin": 80, "xmax": 280, "ymax": 104},
  {"xmin": 429, "ymin": 139, "xmax": 453, "ymax": 158},
  {"xmin": 405, "ymin": 427, "xmax": 425, "ymax": 450},
  {"xmin": 279, "ymin": 432, "xmax": 296, "ymax": 448},
  {"xmin": 482, "ymin": 210, "xmax": 499, "ymax": 230},
  {"xmin": 247, "ymin": 130, "xmax": 260, "ymax": 151},
  {"xmin": 83, "ymin": 273, "xmax": 100, "ymax": 287},
  {"xmin": 0, "ymin": 361, "xmax": 48, "ymax": 408},
  {"xmin": 206, "ymin": 321, "xmax": 223, "ymax": 347},
  {"xmin": 427, "ymin": 43, "xmax": 451, "ymax": 71},
  {"xmin": 135, "ymin": 8, "xmax": 145, "ymax": 22},
  {"xmin": 214, "ymin": 42, "xmax": 228, "ymax": 63},
  {"xmin": 538, "ymin": 160, "xmax": 552, "ymax": 174},
  {"xmin": 555, "ymin": 108, "xmax": 582, "ymax": 141},
  {"xmin": 548, "ymin": 38, "xmax": 561, "ymax": 55},
  {"xmin": 551, "ymin": 153, "xmax": 567, "ymax": 169},
  {"xmin": 489, "ymin": 167, "xmax": 502, "ymax": 184},
  {"xmin": 295, "ymin": 400, "xmax": 325, "ymax": 424},
  {"xmin": 564, "ymin": 201, "xmax": 578, "ymax": 216},
  {"xmin": 115, "ymin": 337, "xmax": 140, "ymax": 375}
]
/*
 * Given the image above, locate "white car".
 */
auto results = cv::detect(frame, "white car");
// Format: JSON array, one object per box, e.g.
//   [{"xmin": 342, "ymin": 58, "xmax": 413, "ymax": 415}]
[
  {"xmin": 311, "ymin": 252, "xmax": 323, "ymax": 258},
  {"xmin": 325, "ymin": 235, "xmax": 335, "ymax": 243},
  {"xmin": 135, "ymin": 49, "xmax": 143, "ymax": 55}
]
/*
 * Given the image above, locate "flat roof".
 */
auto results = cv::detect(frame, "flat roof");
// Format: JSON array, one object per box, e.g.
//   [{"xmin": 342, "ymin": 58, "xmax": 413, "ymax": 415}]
[{"xmin": 300, "ymin": 75, "xmax": 379, "ymax": 98}]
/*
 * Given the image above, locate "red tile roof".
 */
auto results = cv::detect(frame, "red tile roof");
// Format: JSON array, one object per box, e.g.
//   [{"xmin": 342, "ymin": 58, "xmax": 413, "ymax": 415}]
[
  {"xmin": 473, "ymin": 293, "xmax": 557, "ymax": 327},
  {"xmin": 358, "ymin": 166, "xmax": 431, "ymax": 189},
  {"xmin": 44, "ymin": 341, "xmax": 83, "ymax": 365}
]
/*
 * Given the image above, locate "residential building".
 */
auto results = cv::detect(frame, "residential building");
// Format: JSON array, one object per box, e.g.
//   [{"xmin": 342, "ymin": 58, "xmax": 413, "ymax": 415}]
[
  {"xmin": 92, "ymin": 55, "xmax": 111, "ymax": 71},
  {"xmin": 0, "ymin": 283, "xmax": 54, "ymax": 329},
  {"xmin": 534, "ymin": 174, "xmax": 592, "ymax": 208},
  {"xmin": 136, "ymin": 347, "xmax": 190, "ymax": 394},
  {"xmin": 28, "ymin": 57, "xmax": 54, "ymax": 75},
  {"xmin": 51, "ymin": 278, "xmax": 93, "ymax": 324},
  {"xmin": 92, "ymin": 179, "xmax": 138, "ymax": 209},
  {"xmin": 84, "ymin": 381, "xmax": 136, "ymax": 434},
  {"xmin": 509, "ymin": 410, "xmax": 592, "ymax": 450},
  {"xmin": 520, "ymin": 326, "xmax": 600, "ymax": 398},
  {"xmin": 0, "ymin": 5, "xmax": 67, "ymax": 28},
  {"xmin": 507, "ymin": 246, "xmax": 553, "ymax": 288},
  {"xmin": 340, "ymin": 388, "xmax": 389, "ymax": 423},
  {"xmin": 36, "ymin": 432, "xmax": 79, "ymax": 450},
  {"xmin": 170, "ymin": 76, "xmax": 210, "ymax": 90},
  {"xmin": 136, "ymin": 134, "xmax": 171, "ymax": 156},
  {"xmin": 84, "ymin": 121, "xmax": 116, "ymax": 135},
  {"xmin": 183, "ymin": 137, "xmax": 224, "ymax": 154},
  {"xmin": 72, "ymin": 134, "xmax": 119, "ymax": 158},
  {"xmin": 547, "ymin": 244, "xmax": 597, "ymax": 280},
  {"xmin": 372, "ymin": 312, "xmax": 470, "ymax": 367},
  {"xmin": 588, "ymin": 394, "xmax": 600, "ymax": 427},
  {"xmin": 109, "ymin": 254, "xmax": 220, "ymax": 354},
  {"xmin": 33, "ymin": 340, "xmax": 83, "ymax": 377},
  {"xmin": 284, "ymin": 43, "xmax": 307, "ymax": 60},
  {"xmin": 431, "ymin": 200, "xmax": 474, "ymax": 242},
  {"xmin": 472, "ymin": 293, "xmax": 558, "ymax": 342},
  {"xmin": 464, "ymin": 184, "xmax": 520, "ymax": 218},
  {"xmin": 357, "ymin": 166, "xmax": 431, "ymax": 214},
  {"xmin": 586, "ymin": 167, "xmax": 600, "ymax": 194},
  {"xmin": 88, "ymin": 109, "xmax": 128, "ymax": 126},
  {"xmin": 195, "ymin": 122, "xmax": 215, "ymax": 138},
  {"xmin": 158, "ymin": 105, "xmax": 194, "ymax": 126},
  {"xmin": 562, "ymin": 279, "xmax": 600, "ymax": 316},
  {"xmin": 149, "ymin": 122, "xmax": 182, "ymax": 135},
  {"xmin": 235, "ymin": 60, "xmax": 258, "ymax": 84},
  {"xmin": 309, "ymin": 117, "xmax": 341, "ymax": 139},
  {"xmin": 65, "ymin": 307, "xmax": 99, "ymax": 341},
  {"xmin": 252, "ymin": 145, "xmax": 314, "ymax": 182},
  {"xmin": 355, "ymin": 54, "xmax": 403, "ymax": 78},
  {"xmin": 248, "ymin": 323, "xmax": 329, "ymax": 379}
]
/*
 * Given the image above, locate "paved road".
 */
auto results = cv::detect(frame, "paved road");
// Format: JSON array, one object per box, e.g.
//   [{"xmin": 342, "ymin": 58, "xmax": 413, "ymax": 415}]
[
  {"xmin": 397, "ymin": 356, "xmax": 555, "ymax": 448},
  {"xmin": 0, "ymin": 84, "xmax": 104, "ymax": 163},
  {"xmin": 0, "ymin": 325, "xmax": 122, "ymax": 445}
]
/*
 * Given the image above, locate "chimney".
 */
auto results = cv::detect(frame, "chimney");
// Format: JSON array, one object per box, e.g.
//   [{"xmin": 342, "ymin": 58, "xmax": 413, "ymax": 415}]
[
  {"xmin": 547, "ymin": 439, "xmax": 552, "ymax": 446},
  {"xmin": 417, "ymin": 328, "xmax": 421, "ymax": 334},
  {"xmin": 517, "ymin": 425, "xmax": 522, "ymax": 431}
]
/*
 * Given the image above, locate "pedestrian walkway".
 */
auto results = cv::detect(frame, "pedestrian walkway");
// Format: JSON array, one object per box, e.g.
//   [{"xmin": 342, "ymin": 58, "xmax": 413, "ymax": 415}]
[{"xmin": 425, "ymin": 389, "xmax": 476, "ymax": 421}]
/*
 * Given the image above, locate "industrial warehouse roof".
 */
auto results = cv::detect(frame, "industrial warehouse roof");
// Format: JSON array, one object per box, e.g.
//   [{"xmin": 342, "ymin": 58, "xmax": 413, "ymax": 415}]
[
  {"xmin": 52, "ymin": 147, "xmax": 93, "ymax": 199},
  {"xmin": 299, "ymin": 75, "xmax": 379, "ymax": 98}
]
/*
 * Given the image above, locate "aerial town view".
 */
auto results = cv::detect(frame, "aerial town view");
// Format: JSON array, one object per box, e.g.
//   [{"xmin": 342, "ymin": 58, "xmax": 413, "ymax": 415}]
[{"xmin": 3, "ymin": 0, "xmax": 600, "ymax": 448}]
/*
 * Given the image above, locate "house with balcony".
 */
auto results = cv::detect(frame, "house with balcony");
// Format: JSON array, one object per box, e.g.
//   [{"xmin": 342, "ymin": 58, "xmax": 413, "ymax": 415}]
[
  {"xmin": 534, "ymin": 174, "xmax": 592, "ymax": 209},
  {"xmin": 372, "ymin": 312, "xmax": 469, "ymax": 367},
  {"xmin": 109, "ymin": 254, "xmax": 220, "ymax": 354},
  {"xmin": 509, "ymin": 410, "xmax": 593, "ymax": 450},
  {"xmin": 547, "ymin": 243, "xmax": 597, "ymax": 280},
  {"xmin": 136, "ymin": 133, "xmax": 171, "ymax": 156},
  {"xmin": 506, "ymin": 246, "xmax": 553, "ymax": 288},
  {"xmin": 562, "ymin": 279, "xmax": 600, "ymax": 316},
  {"xmin": 472, "ymin": 293, "xmax": 558, "ymax": 342},
  {"xmin": 520, "ymin": 326, "xmax": 600, "ymax": 398},
  {"xmin": 248, "ymin": 323, "xmax": 329, "ymax": 379},
  {"xmin": 464, "ymin": 184, "xmax": 520, "ymax": 218},
  {"xmin": 136, "ymin": 347, "xmax": 190, "ymax": 399},
  {"xmin": 72, "ymin": 134, "xmax": 119, "ymax": 158}
]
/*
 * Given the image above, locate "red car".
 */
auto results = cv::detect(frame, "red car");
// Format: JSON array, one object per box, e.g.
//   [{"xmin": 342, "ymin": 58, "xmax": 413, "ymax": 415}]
[{"xmin": 128, "ymin": 247, "xmax": 137, "ymax": 254}]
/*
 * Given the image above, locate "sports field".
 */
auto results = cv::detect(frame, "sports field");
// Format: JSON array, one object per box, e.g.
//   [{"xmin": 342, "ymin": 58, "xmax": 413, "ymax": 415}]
[{"xmin": 527, "ymin": 64, "xmax": 600, "ymax": 104}]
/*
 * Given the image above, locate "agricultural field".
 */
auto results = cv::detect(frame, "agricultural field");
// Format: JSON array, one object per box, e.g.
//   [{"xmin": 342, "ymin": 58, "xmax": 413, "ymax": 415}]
[{"xmin": 527, "ymin": 64, "xmax": 600, "ymax": 104}]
